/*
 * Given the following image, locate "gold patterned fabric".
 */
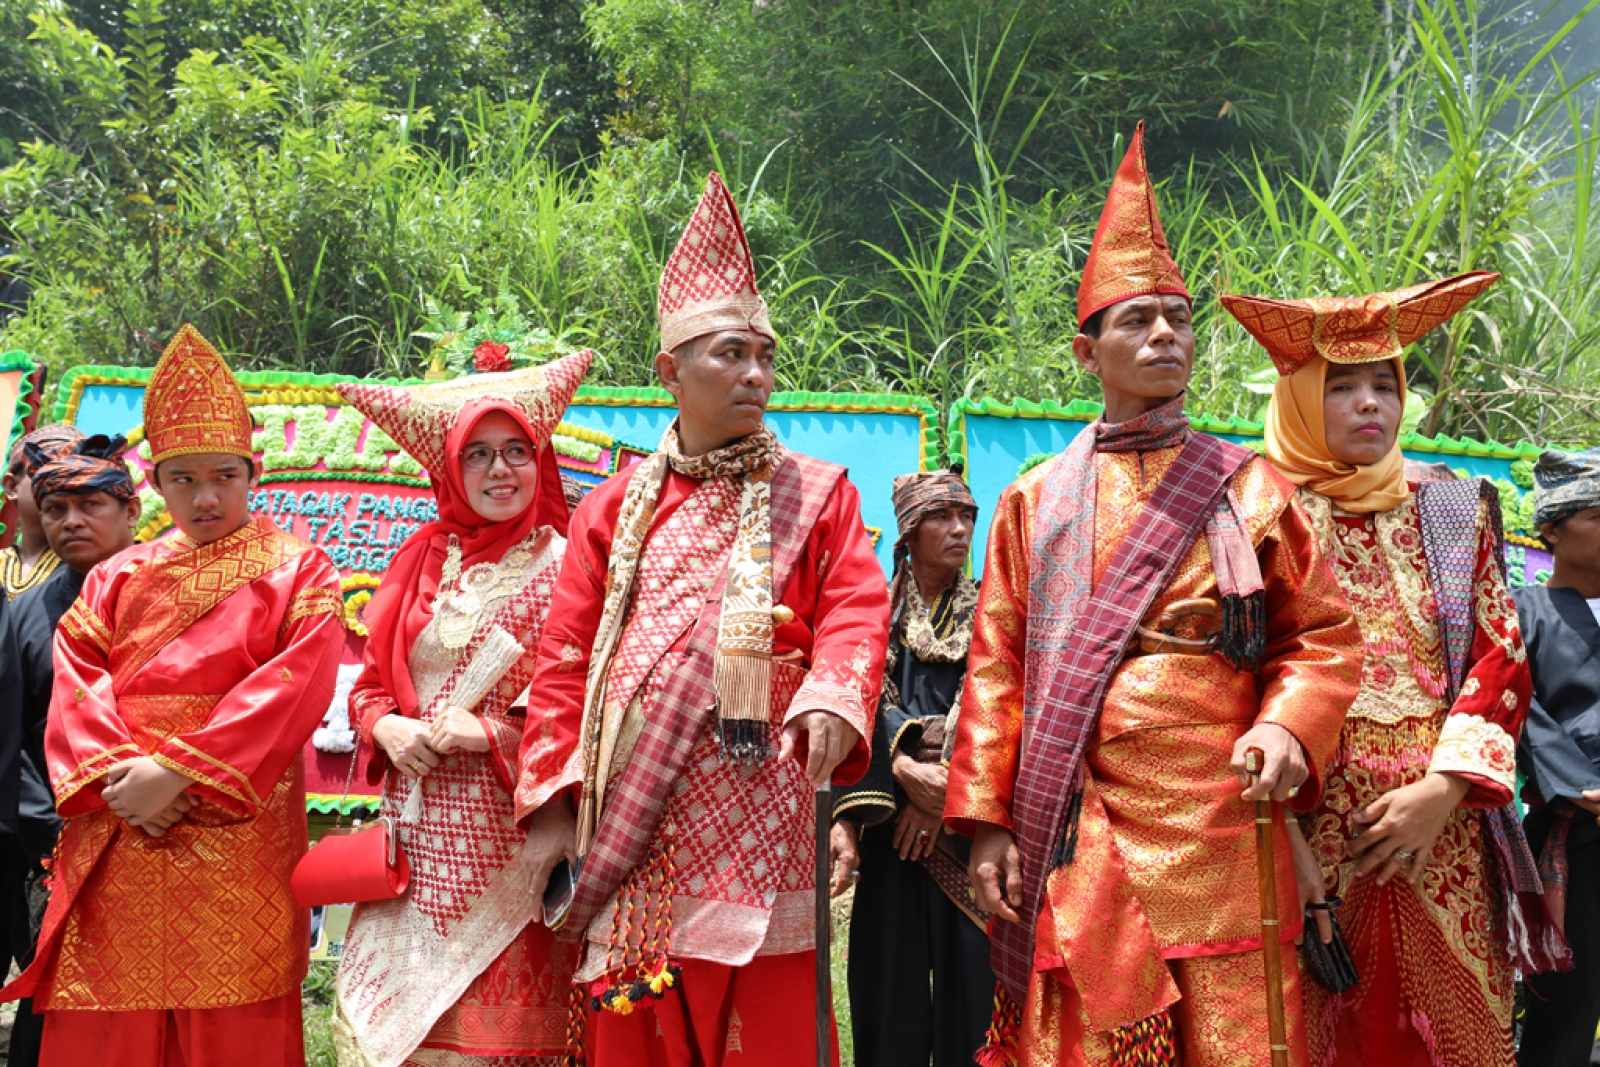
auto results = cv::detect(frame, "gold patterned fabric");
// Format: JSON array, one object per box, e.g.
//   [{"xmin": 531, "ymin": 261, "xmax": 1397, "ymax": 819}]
[
  {"xmin": 5, "ymin": 516, "xmax": 344, "ymax": 1012},
  {"xmin": 1295, "ymin": 487, "xmax": 1528, "ymax": 1067},
  {"xmin": 1222, "ymin": 272, "xmax": 1500, "ymax": 377},
  {"xmin": 1018, "ymin": 950, "xmax": 1308, "ymax": 1067},
  {"xmin": 947, "ymin": 444, "xmax": 1361, "ymax": 1051},
  {"xmin": 1075, "ymin": 122, "xmax": 1190, "ymax": 326},
  {"xmin": 142, "ymin": 325, "xmax": 254, "ymax": 466}
]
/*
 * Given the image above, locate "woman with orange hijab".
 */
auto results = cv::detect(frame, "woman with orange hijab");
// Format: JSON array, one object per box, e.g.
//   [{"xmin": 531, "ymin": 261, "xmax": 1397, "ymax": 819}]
[
  {"xmin": 328, "ymin": 352, "xmax": 591, "ymax": 1067},
  {"xmin": 1226, "ymin": 273, "xmax": 1559, "ymax": 1067}
]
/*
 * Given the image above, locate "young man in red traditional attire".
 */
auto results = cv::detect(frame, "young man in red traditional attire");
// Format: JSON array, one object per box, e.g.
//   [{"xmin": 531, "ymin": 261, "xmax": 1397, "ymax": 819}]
[
  {"xmin": 513, "ymin": 173, "xmax": 890, "ymax": 1067},
  {"xmin": 0, "ymin": 325, "xmax": 345, "ymax": 1067},
  {"xmin": 943, "ymin": 124, "xmax": 1364, "ymax": 1067}
]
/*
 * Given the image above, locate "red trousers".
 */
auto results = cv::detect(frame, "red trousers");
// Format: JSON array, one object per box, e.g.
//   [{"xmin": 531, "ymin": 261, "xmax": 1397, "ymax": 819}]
[
  {"xmin": 40, "ymin": 991, "xmax": 304, "ymax": 1067},
  {"xmin": 585, "ymin": 952, "xmax": 839, "ymax": 1067}
]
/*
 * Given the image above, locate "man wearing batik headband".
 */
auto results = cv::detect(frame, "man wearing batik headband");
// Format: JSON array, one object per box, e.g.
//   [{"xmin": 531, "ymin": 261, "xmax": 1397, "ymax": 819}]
[
  {"xmin": 829, "ymin": 467, "xmax": 996, "ymax": 1067},
  {"xmin": 1229, "ymin": 272, "xmax": 1556, "ymax": 1067},
  {"xmin": 0, "ymin": 434, "xmax": 139, "ymax": 1067},
  {"xmin": 514, "ymin": 172, "xmax": 889, "ymax": 1066},
  {"xmin": 0, "ymin": 326, "xmax": 344, "ymax": 1067},
  {"xmin": 945, "ymin": 123, "xmax": 1362, "ymax": 1067},
  {"xmin": 1512, "ymin": 446, "xmax": 1600, "ymax": 1066},
  {"xmin": 1, "ymin": 424, "xmax": 85, "ymax": 599}
]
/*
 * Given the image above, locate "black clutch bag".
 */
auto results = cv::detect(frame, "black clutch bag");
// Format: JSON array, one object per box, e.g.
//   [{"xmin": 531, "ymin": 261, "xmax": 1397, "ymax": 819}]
[{"xmin": 1299, "ymin": 898, "xmax": 1359, "ymax": 994}]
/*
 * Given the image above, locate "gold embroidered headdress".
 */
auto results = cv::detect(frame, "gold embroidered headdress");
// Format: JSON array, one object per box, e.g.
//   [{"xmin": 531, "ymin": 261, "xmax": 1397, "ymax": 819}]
[
  {"xmin": 1220, "ymin": 271, "xmax": 1501, "ymax": 376},
  {"xmin": 1076, "ymin": 122, "xmax": 1191, "ymax": 327},
  {"xmin": 335, "ymin": 350, "xmax": 594, "ymax": 472},
  {"xmin": 657, "ymin": 172, "xmax": 774, "ymax": 353},
  {"xmin": 143, "ymin": 325, "xmax": 254, "ymax": 466},
  {"xmin": 1230, "ymin": 272, "xmax": 1498, "ymax": 513}
]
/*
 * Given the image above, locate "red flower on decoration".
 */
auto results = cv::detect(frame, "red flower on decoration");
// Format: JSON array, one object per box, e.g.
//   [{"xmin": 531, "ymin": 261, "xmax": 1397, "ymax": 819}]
[{"xmin": 473, "ymin": 341, "xmax": 512, "ymax": 373}]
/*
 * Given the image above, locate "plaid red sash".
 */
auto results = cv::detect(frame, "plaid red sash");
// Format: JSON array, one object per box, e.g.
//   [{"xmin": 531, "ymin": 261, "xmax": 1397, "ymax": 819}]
[
  {"xmin": 992, "ymin": 432, "xmax": 1255, "ymax": 1006},
  {"xmin": 560, "ymin": 452, "xmax": 844, "ymax": 943}
]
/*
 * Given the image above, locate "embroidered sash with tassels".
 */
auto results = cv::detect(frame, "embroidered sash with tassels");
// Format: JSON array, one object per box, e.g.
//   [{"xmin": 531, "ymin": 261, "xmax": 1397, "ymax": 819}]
[
  {"xmin": 1415, "ymin": 477, "xmax": 1572, "ymax": 974},
  {"xmin": 561, "ymin": 453, "xmax": 844, "ymax": 950},
  {"xmin": 993, "ymin": 413, "xmax": 1258, "ymax": 1051}
]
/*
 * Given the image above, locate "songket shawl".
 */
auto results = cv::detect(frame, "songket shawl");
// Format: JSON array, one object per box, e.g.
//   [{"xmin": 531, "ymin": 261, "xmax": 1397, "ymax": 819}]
[
  {"xmin": 1415, "ymin": 477, "xmax": 1570, "ymax": 973},
  {"xmin": 995, "ymin": 395, "xmax": 1260, "ymax": 1022},
  {"xmin": 562, "ymin": 447, "xmax": 849, "ymax": 945}
]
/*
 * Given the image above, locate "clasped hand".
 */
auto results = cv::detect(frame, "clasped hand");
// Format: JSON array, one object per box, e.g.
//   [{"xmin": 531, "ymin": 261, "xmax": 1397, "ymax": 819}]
[
  {"xmin": 374, "ymin": 707, "xmax": 488, "ymax": 780},
  {"xmin": 103, "ymin": 757, "xmax": 198, "ymax": 838}
]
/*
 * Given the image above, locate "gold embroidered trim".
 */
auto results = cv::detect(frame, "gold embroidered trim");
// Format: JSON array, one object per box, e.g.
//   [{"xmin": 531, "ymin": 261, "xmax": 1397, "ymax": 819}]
[
  {"xmin": 162, "ymin": 738, "xmax": 262, "ymax": 808},
  {"xmin": 281, "ymin": 585, "xmax": 342, "ymax": 633},
  {"xmin": 55, "ymin": 743, "xmax": 144, "ymax": 805},
  {"xmin": 64, "ymin": 600, "xmax": 114, "ymax": 655},
  {"xmin": 1, "ymin": 547, "xmax": 62, "ymax": 600},
  {"xmin": 1428, "ymin": 713, "xmax": 1517, "ymax": 792}
]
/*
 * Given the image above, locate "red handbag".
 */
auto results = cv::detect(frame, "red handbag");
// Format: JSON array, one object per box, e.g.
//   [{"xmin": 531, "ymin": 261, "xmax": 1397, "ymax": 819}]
[
  {"xmin": 291, "ymin": 746, "xmax": 410, "ymax": 907},
  {"xmin": 292, "ymin": 815, "xmax": 409, "ymax": 907}
]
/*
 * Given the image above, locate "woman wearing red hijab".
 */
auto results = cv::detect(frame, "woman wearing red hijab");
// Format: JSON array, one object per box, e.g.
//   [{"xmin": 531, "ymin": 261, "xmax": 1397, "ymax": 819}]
[{"xmin": 330, "ymin": 351, "xmax": 591, "ymax": 1067}]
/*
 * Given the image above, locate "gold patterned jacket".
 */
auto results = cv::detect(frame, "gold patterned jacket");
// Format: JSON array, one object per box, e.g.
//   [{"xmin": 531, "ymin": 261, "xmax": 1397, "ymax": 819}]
[
  {"xmin": 4, "ymin": 516, "xmax": 344, "ymax": 1011},
  {"xmin": 946, "ymin": 445, "xmax": 1361, "ymax": 1004}
]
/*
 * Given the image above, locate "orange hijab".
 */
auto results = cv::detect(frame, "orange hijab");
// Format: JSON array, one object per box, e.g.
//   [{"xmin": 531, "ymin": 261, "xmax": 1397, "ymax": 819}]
[{"xmin": 1264, "ymin": 354, "xmax": 1410, "ymax": 514}]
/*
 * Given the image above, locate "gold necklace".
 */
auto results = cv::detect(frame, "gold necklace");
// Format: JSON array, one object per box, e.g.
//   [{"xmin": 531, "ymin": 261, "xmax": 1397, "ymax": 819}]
[{"xmin": 435, "ymin": 534, "xmax": 536, "ymax": 650}]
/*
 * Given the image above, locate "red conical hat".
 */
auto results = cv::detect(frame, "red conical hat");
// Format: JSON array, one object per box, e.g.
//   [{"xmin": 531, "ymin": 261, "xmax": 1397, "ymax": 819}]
[
  {"xmin": 143, "ymin": 324, "xmax": 254, "ymax": 466},
  {"xmin": 1076, "ymin": 122, "xmax": 1190, "ymax": 328},
  {"xmin": 336, "ymin": 349, "xmax": 593, "ymax": 473},
  {"xmin": 658, "ymin": 172, "xmax": 774, "ymax": 353},
  {"xmin": 1221, "ymin": 271, "xmax": 1499, "ymax": 376}
]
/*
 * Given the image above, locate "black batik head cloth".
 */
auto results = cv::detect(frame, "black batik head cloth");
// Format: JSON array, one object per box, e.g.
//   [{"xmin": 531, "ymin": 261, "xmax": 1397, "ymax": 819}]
[
  {"xmin": 889, "ymin": 466, "xmax": 979, "ymax": 613},
  {"xmin": 8, "ymin": 423, "xmax": 85, "ymax": 475},
  {"xmin": 26, "ymin": 434, "xmax": 137, "ymax": 503},
  {"xmin": 1533, "ymin": 447, "xmax": 1600, "ymax": 527}
]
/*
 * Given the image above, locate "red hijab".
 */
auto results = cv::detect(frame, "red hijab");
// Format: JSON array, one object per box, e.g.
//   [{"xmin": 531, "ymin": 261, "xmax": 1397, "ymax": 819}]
[{"xmin": 363, "ymin": 397, "xmax": 572, "ymax": 717}]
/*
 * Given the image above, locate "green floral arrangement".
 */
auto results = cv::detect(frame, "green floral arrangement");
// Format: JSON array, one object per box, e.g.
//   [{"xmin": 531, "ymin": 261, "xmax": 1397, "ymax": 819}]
[{"xmin": 412, "ymin": 291, "xmax": 584, "ymax": 377}]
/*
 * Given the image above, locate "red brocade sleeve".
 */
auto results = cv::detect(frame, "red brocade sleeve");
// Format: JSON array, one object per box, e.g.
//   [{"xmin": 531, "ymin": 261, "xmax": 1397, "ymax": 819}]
[
  {"xmin": 776, "ymin": 477, "xmax": 889, "ymax": 787},
  {"xmin": 49, "ymin": 565, "xmax": 142, "ymax": 818},
  {"xmin": 1426, "ymin": 498, "xmax": 1530, "ymax": 807},
  {"xmin": 149, "ymin": 551, "xmax": 344, "ymax": 816},
  {"xmin": 1251, "ymin": 488, "xmax": 1362, "ymax": 814},
  {"xmin": 945, "ymin": 480, "xmax": 1031, "ymax": 837}
]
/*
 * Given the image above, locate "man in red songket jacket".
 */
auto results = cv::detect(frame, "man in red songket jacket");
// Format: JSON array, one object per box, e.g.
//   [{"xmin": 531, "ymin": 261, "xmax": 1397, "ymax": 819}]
[
  {"xmin": 513, "ymin": 173, "xmax": 890, "ymax": 1066},
  {"xmin": 1, "ymin": 326, "xmax": 344, "ymax": 1067},
  {"xmin": 943, "ymin": 124, "xmax": 1363, "ymax": 1067}
]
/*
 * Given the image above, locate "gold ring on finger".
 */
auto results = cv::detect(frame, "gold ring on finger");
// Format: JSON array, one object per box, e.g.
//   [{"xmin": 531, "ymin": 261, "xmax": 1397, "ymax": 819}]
[
  {"xmin": 411, "ymin": 760, "xmax": 425, "ymax": 774},
  {"xmin": 1287, "ymin": 785, "xmax": 1300, "ymax": 798}
]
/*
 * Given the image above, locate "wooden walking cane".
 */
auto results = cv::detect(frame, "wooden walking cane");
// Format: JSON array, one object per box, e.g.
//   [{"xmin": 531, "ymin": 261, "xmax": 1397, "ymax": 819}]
[
  {"xmin": 815, "ymin": 783, "xmax": 832, "ymax": 1067},
  {"xmin": 1246, "ymin": 748, "xmax": 1290, "ymax": 1067}
]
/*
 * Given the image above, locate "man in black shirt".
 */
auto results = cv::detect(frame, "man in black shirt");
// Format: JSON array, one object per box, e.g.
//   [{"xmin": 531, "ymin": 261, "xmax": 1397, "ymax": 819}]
[
  {"xmin": 3, "ymin": 434, "xmax": 139, "ymax": 1066},
  {"xmin": 829, "ymin": 468, "xmax": 995, "ymax": 1067}
]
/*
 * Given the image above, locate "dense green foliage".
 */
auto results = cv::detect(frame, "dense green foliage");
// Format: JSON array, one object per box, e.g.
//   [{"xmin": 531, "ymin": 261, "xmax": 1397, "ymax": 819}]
[{"xmin": 1, "ymin": 0, "xmax": 1598, "ymax": 447}]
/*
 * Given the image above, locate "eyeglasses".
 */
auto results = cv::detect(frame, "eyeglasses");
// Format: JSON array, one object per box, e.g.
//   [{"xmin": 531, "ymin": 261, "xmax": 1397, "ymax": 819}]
[{"xmin": 461, "ymin": 443, "xmax": 534, "ymax": 470}]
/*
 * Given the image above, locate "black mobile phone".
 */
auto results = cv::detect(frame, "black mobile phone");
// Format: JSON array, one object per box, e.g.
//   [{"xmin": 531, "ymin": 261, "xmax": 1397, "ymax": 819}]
[{"xmin": 543, "ymin": 858, "xmax": 579, "ymax": 930}]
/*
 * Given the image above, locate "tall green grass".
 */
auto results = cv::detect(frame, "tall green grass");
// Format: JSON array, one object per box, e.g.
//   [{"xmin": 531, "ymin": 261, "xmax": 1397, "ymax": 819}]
[{"xmin": 2, "ymin": 0, "xmax": 1597, "ymax": 446}]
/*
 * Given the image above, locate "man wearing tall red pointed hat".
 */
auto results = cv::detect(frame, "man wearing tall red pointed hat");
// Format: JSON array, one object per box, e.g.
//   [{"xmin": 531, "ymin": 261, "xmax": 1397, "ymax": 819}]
[
  {"xmin": 943, "ymin": 124, "xmax": 1363, "ymax": 1066},
  {"xmin": 512, "ymin": 173, "xmax": 890, "ymax": 1066},
  {"xmin": 1226, "ymin": 273, "xmax": 1559, "ymax": 1066},
  {"xmin": 0, "ymin": 325, "xmax": 345, "ymax": 1067}
]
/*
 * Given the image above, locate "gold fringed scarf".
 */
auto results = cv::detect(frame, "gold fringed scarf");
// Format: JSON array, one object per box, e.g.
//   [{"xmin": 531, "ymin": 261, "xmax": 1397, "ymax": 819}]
[{"xmin": 576, "ymin": 421, "xmax": 782, "ymax": 852}]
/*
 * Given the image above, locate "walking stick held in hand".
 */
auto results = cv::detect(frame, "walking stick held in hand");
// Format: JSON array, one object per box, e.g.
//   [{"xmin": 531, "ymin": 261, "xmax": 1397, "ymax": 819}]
[
  {"xmin": 815, "ymin": 783, "xmax": 832, "ymax": 1067},
  {"xmin": 1246, "ymin": 748, "xmax": 1290, "ymax": 1067}
]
